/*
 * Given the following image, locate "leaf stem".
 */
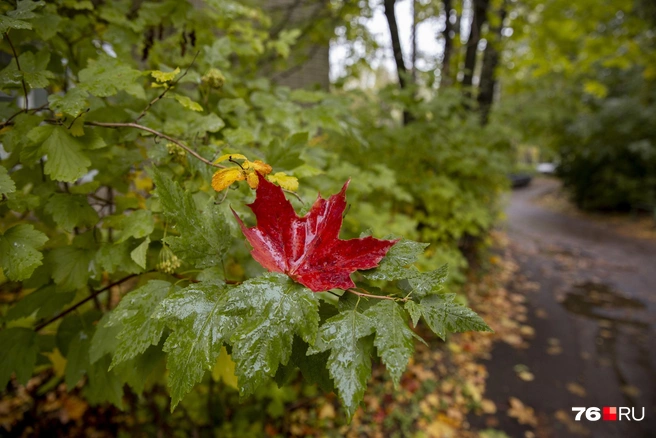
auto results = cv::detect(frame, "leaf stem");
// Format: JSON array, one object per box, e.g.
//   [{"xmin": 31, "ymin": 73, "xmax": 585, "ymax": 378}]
[
  {"xmin": 4, "ymin": 32, "xmax": 29, "ymax": 111},
  {"xmin": 135, "ymin": 51, "xmax": 200, "ymax": 122},
  {"xmin": 283, "ymin": 189, "xmax": 306, "ymax": 205},
  {"xmin": 85, "ymin": 121, "xmax": 226, "ymax": 169},
  {"xmin": 34, "ymin": 274, "xmax": 141, "ymax": 332},
  {"xmin": 347, "ymin": 288, "xmax": 409, "ymax": 302}
]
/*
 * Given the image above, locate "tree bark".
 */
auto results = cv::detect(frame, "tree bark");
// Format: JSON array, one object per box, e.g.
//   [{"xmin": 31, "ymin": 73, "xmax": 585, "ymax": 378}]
[
  {"xmin": 411, "ymin": 0, "xmax": 418, "ymax": 82},
  {"xmin": 461, "ymin": 0, "xmax": 490, "ymax": 97},
  {"xmin": 384, "ymin": 0, "xmax": 409, "ymax": 90},
  {"xmin": 477, "ymin": 4, "xmax": 507, "ymax": 125},
  {"xmin": 440, "ymin": 0, "xmax": 454, "ymax": 87},
  {"xmin": 384, "ymin": 0, "xmax": 413, "ymax": 124}
]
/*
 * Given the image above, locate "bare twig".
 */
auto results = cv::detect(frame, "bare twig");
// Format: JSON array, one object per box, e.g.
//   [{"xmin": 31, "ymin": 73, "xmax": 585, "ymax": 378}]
[
  {"xmin": 34, "ymin": 274, "xmax": 140, "ymax": 331},
  {"xmin": 85, "ymin": 121, "xmax": 226, "ymax": 169},
  {"xmin": 4, "ymin": 32, "xmax": 29, "ymax": 111},
  {"xmin": 135, "ymin": 51, "xmax": 200, "ymax": 122}
]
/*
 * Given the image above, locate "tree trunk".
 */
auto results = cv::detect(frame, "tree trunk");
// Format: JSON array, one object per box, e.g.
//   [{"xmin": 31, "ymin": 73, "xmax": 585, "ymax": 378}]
[
  {"xmin": 461, "ymin": 0, "xmax": 490, "ymax": 97},
  {"xmin": 411, "ymin": 0, "xmax": 418, "ymax": 82},
  {"xmin": 477, "ymin": 4, "xmax": 507, "ymax": 125},
  {"xmin": 440, "ymin": 0, "xmax": 454, "ymax": 87},
  {"xmin": 384, "ymin": 0, "xmax": 413, "ymax": 124}
]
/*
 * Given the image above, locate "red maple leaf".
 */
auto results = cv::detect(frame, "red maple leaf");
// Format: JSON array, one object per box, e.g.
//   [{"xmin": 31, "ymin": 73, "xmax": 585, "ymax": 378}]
[{"xmin": 232, "ymin": 174, "xmax": 398, "ymax": 292}]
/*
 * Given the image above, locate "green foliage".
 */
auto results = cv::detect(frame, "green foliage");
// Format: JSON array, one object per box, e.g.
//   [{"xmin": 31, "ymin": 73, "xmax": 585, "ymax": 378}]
[
  {"xmin": 501, "ymin": 0, "xmax": 656, "ymax": 212},
  {"xmin": 0, "ymin": 224, "xmax": 48, "ymax": 281},
  {"xmin": 0, "ymin": 0, "xmax": 500, "ymax": 428},
  {"xmin": 0, "ymin": 327, "xmax": 39, "ymax": 387},
  {"xmin": 557, "ymin": 70, "xmax": 656, "ymax": 211}
]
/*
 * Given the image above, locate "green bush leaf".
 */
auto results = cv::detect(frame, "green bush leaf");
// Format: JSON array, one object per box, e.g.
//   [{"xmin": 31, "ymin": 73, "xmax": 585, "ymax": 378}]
[
  {"xmin": 153, "ymin": 169, "xmax": 230, "ymax": 268},
  {"xmin": 48, "ymin": 245, "xmax": 95, "ymax": 291},
  {"xmin": 308, "ymin": 309, "xmax": 375, "ymax": 418},
  {"xmin": 5, "ymin": 285, "xmax": 75, "ymax": 322},
  {"xmin": 48, "ymin": 88, "xmax": 89, "ymax": 116},
  {"xmin": 78, "ymin": 55, "xmax": 142, "ymax": 97},
  {"xmin": 45, "ymin": 193, "xmax": 99, "ymax": 232},
  {"xmin": 0, "ymin": 166, "xmax": 16, "ymax": 196},
  {"xmin": 129, "ymin": 237, "xmax": 150, "ymax": 269},
  {"xmin": 28, "ymin": 126, "xmax": 91, "ymax": 182},
  {"xmin": 0, "ymin": 224, "xmax": 48, "ymax": 281},
  {"xmin": 116, "ymin": 210, "xmax": 154, "ymax": 243},
  {"xmin": 419, "ymin": 293, "xmax": 493, "ymax": 340},
  {"xmin": 0, "ymin": 327, "xmax": 39, "ymax": 387}
]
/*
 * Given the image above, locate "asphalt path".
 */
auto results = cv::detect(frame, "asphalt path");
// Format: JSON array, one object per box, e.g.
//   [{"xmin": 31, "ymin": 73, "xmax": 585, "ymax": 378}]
[{"xmin": 473, "ymin": 178, "xmax": 656, "ymax": 437}]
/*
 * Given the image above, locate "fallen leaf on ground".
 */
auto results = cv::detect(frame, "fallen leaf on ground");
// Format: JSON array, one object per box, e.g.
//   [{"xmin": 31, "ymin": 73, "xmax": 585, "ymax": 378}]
[
  {"xmin": 507, "ymin": 397, "xmax": 538, "ymax": 427},
  {"xmin": 566, "ymin": 382, "xmax": 586, "ymax": 397}
]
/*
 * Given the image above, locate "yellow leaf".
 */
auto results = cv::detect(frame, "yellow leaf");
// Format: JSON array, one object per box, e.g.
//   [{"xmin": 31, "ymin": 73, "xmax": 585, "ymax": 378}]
[
  {"xmin": 267, "ymin": 172, "xmax": 299, "ymax": 191},
  {"xmin": 246, "ymin": 171, "xmax": 259, "ymax": 188},
  {"xmin": 249, "ymin": 160, "xmax": 273, "ymax": 176},
  {"xmin": 134, "ymin": 170, "xmax": 153, "ymax": 191},
  {"xmin": 214, "ymin": 153, "xmax": 248, "ymax": 164},
  {"xmin": 69, "ymin": 113, "xmax": 86, "ymax": 137},
  {"xmin": 212, "ymin": 167, "xmax": 244, "ymax": 191},
  {"xmin": 44, "ymin": 349, "xmax": 67, "ymax": 378},
  {"xmin": 151, "ymin": 67, "xmax": 180, "ymax": 82},
  {"xmin": 211, "ymin": 346, "xmax": 238, "ymax": 389},
  {"xmin": 172, "ymin": 94, "xmax": 203, "ymax": 111},
  {"xmin": 583, "ymin": 80, "xmax": 608, "ymax": 98}
]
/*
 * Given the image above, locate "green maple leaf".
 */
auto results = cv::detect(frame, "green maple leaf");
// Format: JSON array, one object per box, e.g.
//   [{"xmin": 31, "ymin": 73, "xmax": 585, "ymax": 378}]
[
  {"xmin": 362, "ymin": 237, "xmax": 428, "ymax": 281},
  {"xmin": 155, "ymin": 283, "xmax": 236, "ymax": 410},
  {"xmin": 0, "ymin": 224, "xmax": 48, "ymax": 281},
  {"xmin": 365, "ymin": 300, "xmax": 420, "ymax": 387},
  {"xmin": 153, "ymin": 169, "xmax": 230, "ymax": 268},
  {"xmin": 407, "ymin": 264, "xmax": 448, "ymax": 298},
  {"xmin": 404, "ymin": 300, "xmax": 422, "ymax": 326},
  {"xmin": 308, "ymin": 308, "xmax": 375, "ymax": 418},
  {"xmin": 104, "ymin": 280, "xmax": 173, "ymax": 369},
  {"xmin": 226, "ymin": 273, "xmax": 319, "ymax": 397},
  {"xmin": 419, "ymin": 293, "xmax": 493, "ymax": 340}
]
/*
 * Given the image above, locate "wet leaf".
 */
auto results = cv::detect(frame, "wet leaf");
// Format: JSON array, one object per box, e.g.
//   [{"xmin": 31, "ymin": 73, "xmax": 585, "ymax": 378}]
[
  {"xmin": 226, "ymin": 273, "xmax": 319, "ymax": 397},
  {"xmin": 233, "ymin": 174, "xmax": 397, "ymax": 291},
  {"xmin": 307, "ymin": 309, "xmax": 375, "ymax": 418}
]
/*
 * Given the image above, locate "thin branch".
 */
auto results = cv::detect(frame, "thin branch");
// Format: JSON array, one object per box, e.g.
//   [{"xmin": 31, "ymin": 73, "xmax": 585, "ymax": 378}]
[
  {"xmin": 135, "ymin": 51, "xmax": 200, "ymax": 122},
  {"xmin": 34, "ymin": 274, "xmax": 140, "ymax": 332},
  {"xmin": 347, "ymin": 288, "xmax": 409, "ymax": 302},
  {"xmin": 67, "ymin": 107, "xmax": 89, "ymax": 129},
  {"xmin": 4, "ymin": 32, "xmax": 29, "ymax": 111},
  {"xmin": 0, "ymin": 103, "xmax": 47, "ymax": 128},
  {"xmin": 85, "ymin": 121, "xmax": 226, "ymax": 169}
]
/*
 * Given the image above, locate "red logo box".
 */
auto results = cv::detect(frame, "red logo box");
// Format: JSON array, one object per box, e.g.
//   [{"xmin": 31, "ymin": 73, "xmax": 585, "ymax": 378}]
[{"xmin": 603, "ymin": 406, "xmax": 617, "ymax": 421}]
